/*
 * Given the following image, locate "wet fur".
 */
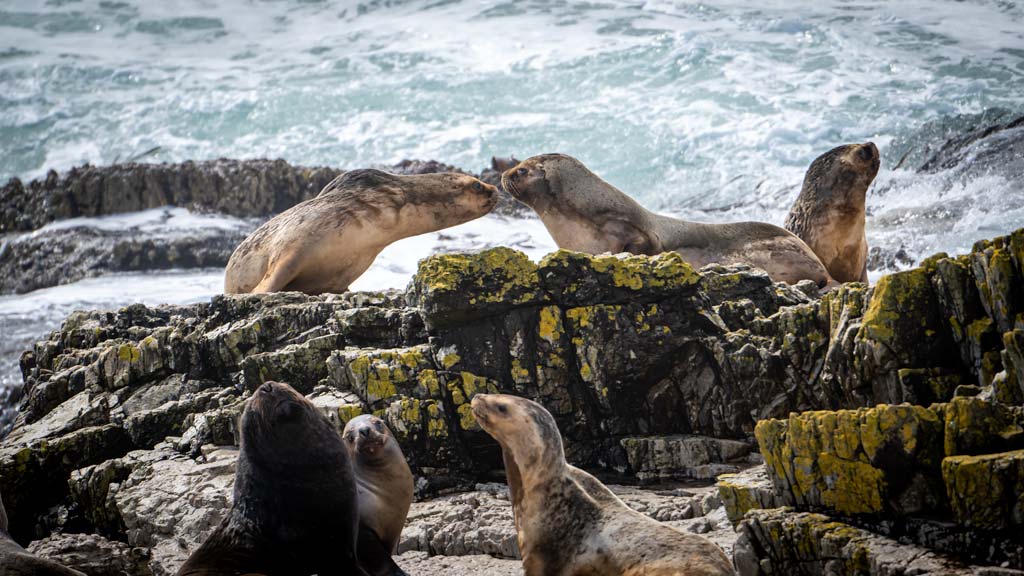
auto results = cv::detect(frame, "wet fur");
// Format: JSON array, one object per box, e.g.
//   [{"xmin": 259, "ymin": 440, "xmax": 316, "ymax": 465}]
[
  {"xmin": 177, "ymin": 381, "xmax": 362, "ymax": 576},
  {"xmin": 785, "ymin": 143, "xmax": 879, "ymax": 283},
  {"xmin": 504, "ymin": 154, "xmax": 834, "ymax": 288},
  {"xmin": 472, "ymin": 394, "xmax": 735, "ymax": 576},
  {"xmin": 224, "ymin": 170, "xmax": 497, "ymax": 294}
]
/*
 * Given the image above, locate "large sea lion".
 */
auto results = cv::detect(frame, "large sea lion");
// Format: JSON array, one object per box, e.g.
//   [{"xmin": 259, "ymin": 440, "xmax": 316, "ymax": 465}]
[
  {"xmin": 502, "ymin": 153, "xmax": 835, "ymax": 287},
  {"xmin": 0, "ymin": 493, "xmax": 85, "ymax": 576},
  {"xmin": 177, "ymin": 381, "xmax": 362, "ymax": 576},
  {"xmin": 471, "ymin": 393, "xmax": 735, "ymax": 576},
  {"xmin": 225, "ymin": 169, "xmax": 498, "ymax": 294},
  {"xmin": 785, "ymin": 142, "xmax": 880, "ymax": 283},
  {"xmin": 342, "ymin": 415, "xmax": 414, "ymax": 576}
]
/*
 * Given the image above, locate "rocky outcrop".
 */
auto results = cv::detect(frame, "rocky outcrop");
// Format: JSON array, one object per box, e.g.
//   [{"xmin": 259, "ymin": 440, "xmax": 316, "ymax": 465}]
[
  {"xmin": 725, "ymin": 227, "xmax": 1024, "ymax": 573},
  {"xmin": 0, "ymin": 156, "xmax": 527, "ymax": 294},
  {"xmin": 2, "ymin": 227, "xmax": 1022, "ymax": 574}
]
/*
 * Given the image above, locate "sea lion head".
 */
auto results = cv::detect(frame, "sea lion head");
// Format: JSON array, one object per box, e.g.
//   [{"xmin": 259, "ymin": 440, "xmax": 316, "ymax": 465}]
[
  {"xmin": 241, "ymin": 381, "xmax": 344, "ymax": 470},
  {"xmin": 342, "ymin": 414, "xmax": 399, "ymax": 461},
  {"xmin": 471, "ymin": 393, "xmax": 564, "ymax": 472},
  {"xmin": 502, "ymin": 154, "xmax": 661, "ymax": 254},
  {"xmin": 401, "ymin": 172, "xmax": 499, "ymax": 227},
  {"xmin": 802, "ymin": 142, "xmax": 880, "ymax": 209}
]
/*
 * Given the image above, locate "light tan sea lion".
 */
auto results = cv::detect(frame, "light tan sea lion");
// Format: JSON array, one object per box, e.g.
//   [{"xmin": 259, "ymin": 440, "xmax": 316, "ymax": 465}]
[
  {"xmin": 502, "ymin": 153, "xmax": 835, "ymax": 288},
  {"xmin": 343, "ymin": 415, "xmax": 414, "ymax": 576},
  {"xmin": 471, "ymin": 393, "xmax": 735, "ymax": 576},
  {"xmin": 785, "ymin": 142, "xmax": 879, "ymax": 283},
  {"xmin": 224, "ymin": 170, "xmax": 498, "ymax": 294}
]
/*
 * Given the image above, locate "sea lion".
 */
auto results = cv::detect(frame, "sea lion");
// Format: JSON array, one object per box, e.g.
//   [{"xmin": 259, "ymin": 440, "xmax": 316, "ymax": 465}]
[
  {"xmin": 0, "ymin": 493, "xmax": 86, "ymax": 576},
  {"xmin": 785, "ymin": 142, "xmax": 880, "ymax": 283},
  {"xmin": 502, "ymin": 153, "xmax": 835, "ymax": 287},
  {"xmin": 177, "ymin": 381, "xmax": 362, "ymax": 576},
  {"xmin": 471, "ymin": 393, "xmax": 735, "ymax": 576},
  {"xmin": 342, "ymin": 415, "xmax": 414, "ymax": 576},
  {"xmin": 225, "ymin": 169, "xmax": 498, "ymax": 294}
]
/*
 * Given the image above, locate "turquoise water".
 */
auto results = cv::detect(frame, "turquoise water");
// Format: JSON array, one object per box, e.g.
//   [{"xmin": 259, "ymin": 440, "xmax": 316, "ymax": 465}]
[{"xmin": 2, "ymin": 0, "xmax": 1024, "ymax": 429}]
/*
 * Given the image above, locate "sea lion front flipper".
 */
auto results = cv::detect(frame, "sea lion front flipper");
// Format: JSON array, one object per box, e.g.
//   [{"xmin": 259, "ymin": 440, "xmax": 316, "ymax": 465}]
[
  {"xmin": 601, "ymin": 219, "xmax": 662, "ymax": 255},
  {"xmin": 356, "ymin": 525, "xmax": 409, "ymax": 576}
]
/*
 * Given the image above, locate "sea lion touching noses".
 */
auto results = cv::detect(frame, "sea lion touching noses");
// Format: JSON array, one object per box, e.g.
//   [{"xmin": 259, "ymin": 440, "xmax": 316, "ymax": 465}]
[
  {"xmin": 177, "ymin": 381, "xmax": 362, "ymax": 576},
  {"xmin": 224, "ymin": 169, "xmax": 499, "ymax": 294},
  {"xmin": 343, "ymin": 415, "xmax": 415, "ymax": 576},
  {"xmin": 471, "ymin": 393, "xmax": 736, "ymax": 576},
  {"xmin": 502, "ymin": 153, "xmax": 836, "ymax": 288},
  {"xmin": 785, "ymin": 142, "xmax": 880, "ymax": 283}
]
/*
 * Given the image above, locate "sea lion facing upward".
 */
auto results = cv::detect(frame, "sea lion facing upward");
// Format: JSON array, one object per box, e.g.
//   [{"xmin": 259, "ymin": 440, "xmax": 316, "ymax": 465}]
[
  {"xmin": 503, "ymin": 153, "xmax": 836, "ymax": 288},
  {"xmin": 471, "ymin": 393, "xmax": 735, "ymax": 576},
  {"xmin": 177, "ymin": 381, "xmax": 362, "ymax": 576},
  {"xmin": 785, "ymin": 142, "xmax": 880, "ymax": 283},
  {"xmin": 342, "ymin": 415, "xmax": 414, "ymax": 576},
  {"xmin": 224, "ymin": 170, "xmax": 498, "ymax": 294},
  {"xmin": 0, "ymin": 493, "xmax": 85, "ymax": 576}
]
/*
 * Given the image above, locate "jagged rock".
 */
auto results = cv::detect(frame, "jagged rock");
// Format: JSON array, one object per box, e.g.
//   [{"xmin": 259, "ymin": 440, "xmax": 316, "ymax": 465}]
[
  {"xmin": 620, "ymin": 435, "xmax": 753, "ymax": 482},
  {"xmin": 943, "ymin": 448, "xmax": 1024, "ymax": 530},
  {"xmin": 735, "ymin": 508, "xmax": 1020, "ymax": 576},
  {"xmin": 2, "ymin": 227, "xmax": 1024, "ymax": 575},
  {"xmin": 717, "ymin": 466, "xmax": 782, "ymax": 524},
  {"xmin": 26, "ymin": 533, "xmax": 152, "ymax": 576}
]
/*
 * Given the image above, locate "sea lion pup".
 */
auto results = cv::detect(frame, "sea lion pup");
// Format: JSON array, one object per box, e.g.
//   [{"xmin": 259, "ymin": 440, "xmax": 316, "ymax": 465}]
[
  {"xmin": 0, "ymin": 493, "xmax": 86, "ymax": 576},
  {"xmin": 224, "ymin": 169, "xmax": 499, "ymax": 294},
  {"xmin": 177, "ymin": 381, "xmax": 362, "ymax": 576},
  {"xmin": 503, "ymin": 153, "xmax": 835, "ymax": 287},
  {"xmin": 342, "ymin": 415, "xmax": 414, "ymax": 576},
  {"xmin": 785, "ymin": 142, "xmax": 880, "ymax": 283},
  {"xmin": 471, "ymin": 394, "xmax": 735, "ymax": 576}
]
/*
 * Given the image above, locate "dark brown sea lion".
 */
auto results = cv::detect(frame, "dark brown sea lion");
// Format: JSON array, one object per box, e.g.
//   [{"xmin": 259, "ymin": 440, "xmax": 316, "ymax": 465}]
[
  {"xmin": 785, "ymin": 142, "xmax": 880, "ymax": 283},
  {"xmin": 471, "ymin": 393, "xmax": 735, "ymax": 576},
  {"xmin": 502, "ymin": 154, "xmax": 835, "ymax": 287},
  {"xmin": 177, "ymin": 381, "xmax": 362, "ymax": 576},
  {"xmin": 0, "ymin": 493, "xmax": 86, "ymax": 576},
  {"xmin": 342, "ymin": 415, "xmax": 414, "ymax": 576},
  {"xmin": 224, "ymin": 170, "xmax": 498, "ymax": 294}
]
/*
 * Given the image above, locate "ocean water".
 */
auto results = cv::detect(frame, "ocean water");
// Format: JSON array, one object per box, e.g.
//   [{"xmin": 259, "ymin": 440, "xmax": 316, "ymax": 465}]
[{"xmin": 2, "ymin": 1, "xmax": 1024, "ymax": 423}]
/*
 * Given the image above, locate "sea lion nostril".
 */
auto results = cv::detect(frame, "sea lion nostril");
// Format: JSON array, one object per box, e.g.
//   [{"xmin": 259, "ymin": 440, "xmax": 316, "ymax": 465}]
[
  {"xmin": 258, "ymin": 382, "xmax": 273, "ymax": 395},
  {"xmin": 359, "ymin": 427, "xmax": 371, "ymax": 438},
  {"xmin": 858, "ymin": 145, "xmax": 876, "ymax": 162}
]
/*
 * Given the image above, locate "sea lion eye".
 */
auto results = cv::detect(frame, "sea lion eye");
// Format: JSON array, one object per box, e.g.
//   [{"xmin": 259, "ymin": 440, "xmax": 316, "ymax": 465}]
[
  {"xmin": 517, "ymin": 168, "xmax": 528, "ymax": 176},
  {"xmin": 497, "ymin": 404, "xmax": 508, "ymax": 414},
  {"xmin": 473, "ymin": 182, "xmax": 484, "ymax": 192},
  {"xmin": 375, "ymin": 420, "xmax": 385, "ymax": 431}
]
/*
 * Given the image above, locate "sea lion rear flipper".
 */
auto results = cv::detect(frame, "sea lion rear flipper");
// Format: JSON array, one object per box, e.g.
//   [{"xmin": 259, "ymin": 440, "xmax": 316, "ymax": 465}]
[
  {"xmin": 356, "ymin": 526, "xmax": 409, "ymax": 576},
  {"xmin": 602, "ymin": 219, "xmax": 662, "ymax": 255}
]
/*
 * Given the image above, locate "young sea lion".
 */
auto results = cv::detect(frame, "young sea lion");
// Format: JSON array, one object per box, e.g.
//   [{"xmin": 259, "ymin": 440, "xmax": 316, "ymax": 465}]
[
  {"xmin": 177, "ymin": 381, "xmax": 362, "ymax": 576},
  {"xmin": 0, "ymin": 493, "xmax": 86, "ymax": 576},
  {"xmin": 785, "ymin": 142, "xmax": 880, "ymax": 283},
  {"xmin": 224, "ymin": 169, "xmax": 498, "ymax": 294},
  {"xmin": 471, "ymin": 393, "xmax": 735, "ymax": 576},
  {"xmin": 502, "ymin": 153, "xmax": 835, "ymax": 287},
  {"xmin": 342, "ymin": 415, "xmax": 414, "ymax": 576}
]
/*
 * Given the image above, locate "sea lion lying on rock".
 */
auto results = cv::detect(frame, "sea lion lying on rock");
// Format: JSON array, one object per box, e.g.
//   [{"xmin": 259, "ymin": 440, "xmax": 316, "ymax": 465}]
[
  {"xmin": 785, "ymin": 142, "xmax": 880, "ymax": 283},
  {"xmin": 224, "ymin": 169, "xmax": 498, "ymax": 294},
  {"xmin": 502, "ymin": 153, "xmax": 834, "ymax": 288},
  {"xmin": 177, "ymin": 381, "xmax": 362, "ymax": 576},
  {"xmin": 0, "ymin": 493, "xmax": 85, "ymax": 576},
  {"xmin": 471, "ymin": 393, "xmax": 735, "ymax": 576},
  {"xmin": 343, "ymin": 415, "xmax": 414, "ymax": 576}
]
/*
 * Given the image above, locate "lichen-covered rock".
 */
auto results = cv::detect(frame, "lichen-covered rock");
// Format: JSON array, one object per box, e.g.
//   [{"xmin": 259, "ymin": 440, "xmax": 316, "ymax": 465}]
[
  {"xmin": 409, "ymin": 247, "xmax": 545, "ymax": 329},
  {"xmin": 943, "ymin": 448, "xmax": 1024, "ymax": 530},
  {"xmin": 756, "ymin": 404, "xmax": 946, "ymax": 516},
  {"xmin": 538, "ymin": 250, "xmax": 699, "ymax": 307},
  {"xmin": 620, "ymin": 435, "xmax": 753, "ymax": 482},
  {"xmin": 735, "ymin": 508, "xmax": 1009, "ymax": 576},
  {"xmin": 717, "ymin": 466, "xmax": 783, "ymax": 524}
]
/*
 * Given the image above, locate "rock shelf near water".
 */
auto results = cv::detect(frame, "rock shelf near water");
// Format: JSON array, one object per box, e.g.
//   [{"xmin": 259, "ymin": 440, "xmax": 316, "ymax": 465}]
[{"xmin": 1, "ymin": 227, "xmax": 1022, "ymax": 575}]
